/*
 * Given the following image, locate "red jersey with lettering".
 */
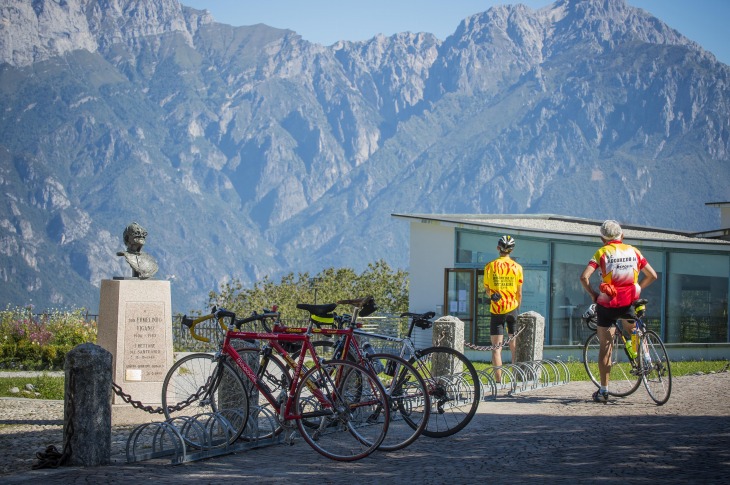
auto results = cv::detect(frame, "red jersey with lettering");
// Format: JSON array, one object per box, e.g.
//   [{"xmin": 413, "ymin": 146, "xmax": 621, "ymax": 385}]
[{"xmin": 588, "ymin": 241, "xmax": 647, "ymax": 308}]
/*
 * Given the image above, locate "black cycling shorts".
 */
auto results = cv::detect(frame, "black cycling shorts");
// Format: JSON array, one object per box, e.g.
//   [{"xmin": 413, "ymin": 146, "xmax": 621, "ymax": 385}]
[
  {"xmin": 490, "ymin": 310, "xmax": 517, "ymax": 336},
  {"xmin": 596, "ymin": 304, "xmax": 636, "ymax": 328}
]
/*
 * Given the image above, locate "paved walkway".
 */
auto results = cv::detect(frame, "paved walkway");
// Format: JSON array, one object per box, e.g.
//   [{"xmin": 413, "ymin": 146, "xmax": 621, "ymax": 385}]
[{"xmin": 1, "ymin": 372, "xmax": 729, "ymax": 484}]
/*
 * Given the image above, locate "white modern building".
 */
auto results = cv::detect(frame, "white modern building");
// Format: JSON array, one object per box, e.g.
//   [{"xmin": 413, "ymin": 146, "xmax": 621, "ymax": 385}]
[{"xmin": 393, "ymin": 212, "xmax": 730, "ymax": 361}]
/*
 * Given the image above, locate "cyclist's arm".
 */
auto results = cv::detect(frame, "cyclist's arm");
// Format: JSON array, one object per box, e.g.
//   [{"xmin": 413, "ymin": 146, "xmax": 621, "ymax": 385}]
[
  {"xmin": 639, "ymin": 262, "xmax": 658, "ymax": 290},
  {"xmin": 580, "ymin": 264, "xmax": 599, "ymax": 302}
]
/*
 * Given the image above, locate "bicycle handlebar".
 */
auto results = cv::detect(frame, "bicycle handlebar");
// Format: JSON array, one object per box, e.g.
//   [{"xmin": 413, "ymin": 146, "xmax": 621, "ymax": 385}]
[{"xmin": 181, "ymin": 307, "xmax": 280, "ymax": 342}]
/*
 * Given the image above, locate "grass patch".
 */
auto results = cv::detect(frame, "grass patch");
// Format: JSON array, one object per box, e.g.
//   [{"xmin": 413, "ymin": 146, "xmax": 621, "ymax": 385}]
[
  {"xmin": 0, "ymin": 374, "xmax": 64, "ymax": 399},
  {"xmin": 0, "ymin": 360, "xmax": 727, "ymax": 400},
  {"xmin": 473, "ymin": 359, "xmax": 728, "ymax": 381}
]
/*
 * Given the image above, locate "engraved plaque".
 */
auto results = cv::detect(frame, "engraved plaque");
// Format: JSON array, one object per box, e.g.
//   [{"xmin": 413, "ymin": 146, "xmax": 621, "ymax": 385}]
[{"xmin": 124, "ymin": 301, "xmax": 167, "ymax": 382}]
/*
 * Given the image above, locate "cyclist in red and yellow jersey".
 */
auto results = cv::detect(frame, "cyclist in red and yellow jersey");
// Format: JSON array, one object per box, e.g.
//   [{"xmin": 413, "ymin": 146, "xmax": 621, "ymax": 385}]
[
  {"xmin": 484, "ymin": 235, "xmax": 523, "ymax": 383},
  {"xmin": 580, "ymin": 220, "xmax": 657, "ymax": 403}
]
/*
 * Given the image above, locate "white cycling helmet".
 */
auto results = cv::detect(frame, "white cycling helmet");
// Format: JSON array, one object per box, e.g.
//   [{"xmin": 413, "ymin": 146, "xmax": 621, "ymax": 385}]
[{"xmin": 497, "ymin": 235, "xmax": 516, "ymax": 252}]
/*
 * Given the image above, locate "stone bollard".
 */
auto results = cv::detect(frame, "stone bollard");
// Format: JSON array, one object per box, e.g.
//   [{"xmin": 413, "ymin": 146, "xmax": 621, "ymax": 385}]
[
  {"xmin": 513, "ymin": 311, "xmax": 545, "ymax": 363},
  {"xmin": 431, "ymin": 316, "xmax": 465, "ymax": 376},
  {"xmin": 64, "ymin": 343, "xmax": 113, "ymax": 466}
]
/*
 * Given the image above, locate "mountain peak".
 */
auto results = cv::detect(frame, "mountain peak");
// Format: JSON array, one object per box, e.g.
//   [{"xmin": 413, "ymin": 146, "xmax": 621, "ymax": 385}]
[
  {"xmin": 0, "ymin": 0, "xmax": 218, "ymax": 67},
  {"xmin": 1, "ymin": 0, "xmax": 728, "ymax": 313}
]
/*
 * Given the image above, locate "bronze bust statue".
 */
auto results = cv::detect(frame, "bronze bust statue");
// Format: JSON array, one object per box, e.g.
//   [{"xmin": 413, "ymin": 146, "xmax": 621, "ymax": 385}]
[{"xmin": 116, "ymin": 222, "xmax": 158, "ymax": 279}]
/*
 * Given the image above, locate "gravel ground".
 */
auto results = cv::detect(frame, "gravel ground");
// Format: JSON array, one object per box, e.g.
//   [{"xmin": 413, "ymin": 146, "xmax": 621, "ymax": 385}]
[
  {"xmin": 1, "ymin": 372, "xmax": 729, "ymax": 483},
  {"xmin": 0, "ymin": 397, "xmax": 135, "ymax": 475}
]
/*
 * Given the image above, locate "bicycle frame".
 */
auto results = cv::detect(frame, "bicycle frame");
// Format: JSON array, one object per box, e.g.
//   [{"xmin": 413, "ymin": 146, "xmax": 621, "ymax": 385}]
[
  {"xmin": 220, "ymin": 327, "xmax": 338, "ymax": 421},
  {"xmin": 168, "ymin": 307, "xmax": 395, "ymax": 460},
  {"xmin": 609, "ymin": 312, "xmax": 647, "ymax": 364}
]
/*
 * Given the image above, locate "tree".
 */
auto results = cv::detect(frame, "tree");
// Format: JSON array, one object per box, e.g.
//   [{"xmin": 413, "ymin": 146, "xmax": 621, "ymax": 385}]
[{"xmin": 208, "ymin": 260, "xmax": 409, "ymax": 320}]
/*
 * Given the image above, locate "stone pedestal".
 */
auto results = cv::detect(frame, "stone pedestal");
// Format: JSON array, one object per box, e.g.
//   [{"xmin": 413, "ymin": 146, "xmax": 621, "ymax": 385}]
[
  {"xmin": 97, "ymin": 279, "xmax": 173, "ymax": 424},
  {"xmin": 514, "ymin": 311, "xmax": 545, "ymax": 363},
  {"xmin": 431, "ymin": 316, "xmax": 465, "ymax": 375}
]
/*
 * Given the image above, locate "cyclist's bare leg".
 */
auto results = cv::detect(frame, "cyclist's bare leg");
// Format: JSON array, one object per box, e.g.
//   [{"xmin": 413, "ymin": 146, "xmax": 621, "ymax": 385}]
[
  {"xmin": 491, "ymin": 334, "xmax": 503, "ymax": 382},
  {"xmin": 597, "ymin": 325, "xmax": 615, "ymax": 387}
]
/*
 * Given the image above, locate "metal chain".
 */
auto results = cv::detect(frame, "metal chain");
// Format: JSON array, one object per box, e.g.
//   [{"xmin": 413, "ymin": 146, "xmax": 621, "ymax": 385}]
[
  {"xmin": 463, "ymin": 323, "xmax": 527, "ymax": 351},
  {"xmin": 111, "ymin": 370, "xmax": 215, "ymax": 415},
  {"xmin": 32, "ymin": 363, "xmax": 218, "ymax": 468},
  {"xmin": 111, "ymin": 381, "xmax": 166, "ymax": 414}
]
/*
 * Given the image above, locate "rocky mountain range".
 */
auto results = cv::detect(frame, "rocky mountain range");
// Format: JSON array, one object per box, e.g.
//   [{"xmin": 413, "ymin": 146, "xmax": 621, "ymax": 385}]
[{"xmin": 1, "ymin": 0, "xmax": 728, "ymax": 313}]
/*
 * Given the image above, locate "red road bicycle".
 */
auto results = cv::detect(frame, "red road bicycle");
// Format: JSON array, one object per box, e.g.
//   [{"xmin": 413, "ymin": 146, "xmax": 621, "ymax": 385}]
[
  {"xmin": 272, "ymin": 297, "xmax": 431, "ymax": 452},
  {"xmin": 285, "ymin": 298, "xmax": 480, "ymax": 438},
  {"xmin": 161, "ymin": 307, "xmax": 390, "ymax": 461}
]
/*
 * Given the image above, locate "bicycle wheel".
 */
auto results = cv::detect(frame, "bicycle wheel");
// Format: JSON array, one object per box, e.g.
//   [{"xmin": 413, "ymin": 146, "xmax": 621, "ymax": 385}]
[
  {"xmin": 232, "ymin": 346, "xmax": 291, "ymax": 440},
  {"xmin": 295, "ymin": 359, "xmax": 389, "ymax": 461},
  {"xmin": 368, "ymin": 353, "xmax": 430, "ymax": 451},
  {"xmin": 640, "ymin": 330, "xmax": 672, "ymax": 405},
  {"xmin": 162, "ymin": 353, "xmax": 249, "ymax": 447},
  {"xmin": 583, "ymin": 331, "xmax": 642, "ymax": 397},
  {"xmin": 410, "ymin": 346, "xmax": 480, "ymax": 438}
]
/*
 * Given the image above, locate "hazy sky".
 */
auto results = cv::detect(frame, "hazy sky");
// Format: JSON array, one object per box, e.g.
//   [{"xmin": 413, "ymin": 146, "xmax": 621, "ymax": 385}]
[{"xmin": 182, "ymin": 0, "xmax": 730, "ymax": 65}]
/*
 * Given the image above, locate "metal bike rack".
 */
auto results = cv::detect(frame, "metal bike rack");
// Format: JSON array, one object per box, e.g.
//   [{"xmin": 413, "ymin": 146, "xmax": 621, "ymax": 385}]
[
  {"xmin": 479, "ymin": 358, "xmax": 572, "ymax": 400},
  {"xmin": 126, "ymin": 405, "xmax": 284, "ymax": 465}
]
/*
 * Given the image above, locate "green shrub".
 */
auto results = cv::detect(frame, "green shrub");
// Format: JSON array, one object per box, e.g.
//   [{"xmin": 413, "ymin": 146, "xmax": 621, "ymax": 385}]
[{"xmin": 0, "ymin": 305, "xmax": 97, "ymax": 370}]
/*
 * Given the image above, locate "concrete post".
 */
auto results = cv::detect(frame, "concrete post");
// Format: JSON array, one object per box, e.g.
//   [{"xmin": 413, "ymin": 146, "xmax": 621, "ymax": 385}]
[
  {"xmin": 64, "ymin": 343, "xmax": 113, "ymax": 466},
  {"xmin": 514, "ymin": 312, "xmax": 545, "ymax": 363},
  {"xmin": 431, "ymin": 316, "xmax": 465, "ymax": 375}
]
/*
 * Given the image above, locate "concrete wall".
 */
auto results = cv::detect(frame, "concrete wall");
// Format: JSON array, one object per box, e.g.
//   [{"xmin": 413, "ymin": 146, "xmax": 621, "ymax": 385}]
[
  {"xmin": 409, "ymin": 221, "xmax": 454, "ymax": 313},
  {"xmin": 409, "ymin": 221, "xmax": 454, "ymax": 349}
]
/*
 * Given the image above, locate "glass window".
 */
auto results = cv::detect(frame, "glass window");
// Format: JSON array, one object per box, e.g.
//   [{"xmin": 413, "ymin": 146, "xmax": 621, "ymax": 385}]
[
  {"xmin": 666, "ymin": 253, "xmax": 729, "ymax": 343},
  {"xmin": 456, "ymin": 231, "xmax": 488, "ymax": 264},
  {"xmin": 456, "ymin": 230, "xmax": 548, "ymax": 266},
  {"xmin": 446, "ymin": 270, "xmax": 474, "ymax": 342},
  {"xmin": 633, "ymin": 248, "xmax": 664, "ymax": 335},
  {"xmin": 551, "ymin": 243, "xmax": 596, "ymax": 345}
]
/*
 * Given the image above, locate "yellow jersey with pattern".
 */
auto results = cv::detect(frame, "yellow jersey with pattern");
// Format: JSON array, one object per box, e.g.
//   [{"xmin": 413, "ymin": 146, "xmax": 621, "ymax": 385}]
[
  {"xmin": 483, "ymin": 256, "xmax": 523, "ymax": 314},
  {"xmin": 588, "ymin": 241, "xmax": 648, "ymax": 308}
]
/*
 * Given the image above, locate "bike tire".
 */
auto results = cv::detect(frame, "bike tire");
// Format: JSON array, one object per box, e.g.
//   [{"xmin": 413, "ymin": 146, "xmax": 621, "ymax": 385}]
[
  {"xmin": 294, "ymin": 359, "xmax": 389, "ymax": 461},
  {"xmin": 161, "ymin": 353, "xmax": 249, "ymax": 448},
  {"xmin": 583, "ymin": 331, "xmax": 642, "ymax": 397},
  {"xmin": 640, "ymin": 330, "xmax": 672, "ymax": 405},
  {"xmin": 368, "ymin": 353, "xmax": 431, "ymax": 451},
  {"xmin": 410, "ymin": 346, "xmax": 480, "ymax": 438}
]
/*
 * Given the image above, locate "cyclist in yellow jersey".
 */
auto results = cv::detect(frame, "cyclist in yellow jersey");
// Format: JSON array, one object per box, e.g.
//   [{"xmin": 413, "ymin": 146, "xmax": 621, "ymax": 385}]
[
  {"xmin": 483, "ymin": 235, "xmax": 523, "ymax": 383},
  {"xmin": 580, "ymin": 220, "xmax": 657, "ymax": 403}
]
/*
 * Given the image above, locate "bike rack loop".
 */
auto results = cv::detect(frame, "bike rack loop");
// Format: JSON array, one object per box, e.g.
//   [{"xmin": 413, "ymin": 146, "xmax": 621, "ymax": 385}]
[{"xmin": 126, "ymin": 405, "xmax": 283, "ymax": 465}]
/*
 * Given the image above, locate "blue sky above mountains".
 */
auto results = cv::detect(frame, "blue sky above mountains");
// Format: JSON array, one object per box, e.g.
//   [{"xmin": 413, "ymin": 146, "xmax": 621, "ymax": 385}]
[{"xmin": 182, "ymin": 1, "xmax": 730, "ymax": 65}]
